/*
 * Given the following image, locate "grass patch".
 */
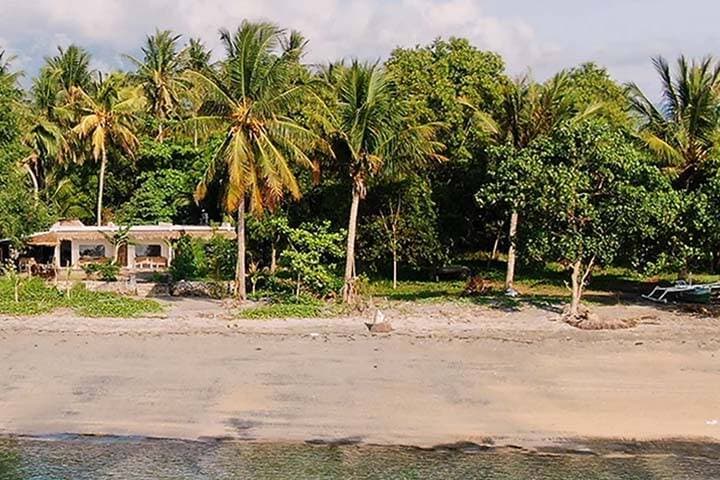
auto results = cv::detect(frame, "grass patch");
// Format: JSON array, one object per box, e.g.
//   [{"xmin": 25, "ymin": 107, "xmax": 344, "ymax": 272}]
[
  {"xmin": 239, "ymin": 292, "xmax": 342, "ymax": 319},
  {"xmin": 368, "ymin": 280, "xmax": 465, "ymax": 302},
  {"xmin": 66, "ymin": 285, "xmax": 164, "ymax": 318},
  {"xmin": 0, "ymin": 277, "xmax": 163, "ymax": 318}
]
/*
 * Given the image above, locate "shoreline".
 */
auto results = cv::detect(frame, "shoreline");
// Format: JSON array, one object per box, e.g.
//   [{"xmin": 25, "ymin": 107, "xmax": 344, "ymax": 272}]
[
  {"xmin": 2, "ymin": 300, "xmax": 720, "ymax": 450},
  {"xmin": 3, "ymin": 432, "xmax": 720, "ymax": 460}
]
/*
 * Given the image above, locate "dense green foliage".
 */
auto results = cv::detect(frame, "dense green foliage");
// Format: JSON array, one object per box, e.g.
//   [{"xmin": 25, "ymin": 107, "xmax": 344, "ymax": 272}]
[{"xmin": 5, "ymin": 24, "xmax": 720, "ymax": 311}]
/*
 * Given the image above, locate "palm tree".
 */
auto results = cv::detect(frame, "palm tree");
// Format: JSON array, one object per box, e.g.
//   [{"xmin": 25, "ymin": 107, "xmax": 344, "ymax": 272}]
[
  {"xmin": 187, "ymin": 21, "xmax": 317, "ymax": 300},
  {"xmin": 0, "ymin": 49, "xmax": 21, "ymax": 84},
  {"xmin": 20, "ymin": 113, "xmax": 69, "ymax": 198},
  {"xmin": 473, "ymin": 72, "xmax": 598, "ymax": 292},
  {"xmin": 33, "ymin": 45, "xmax": 93, "ymax": 117},
  {"xmin": 627, "ymin": 56, "xmax": 720, "ymax": 188},
  {"xmin": 322, "ymin": 61, "xmax": 444, "ymax": 302},
  {"xmin": 69, "ymin": 74, "xmax": 145, "ymax": 225},
  {"xmin": 126, "ymin": 30, "xmax": 187, "ymax": 141},
  {"xmin": 181, "ymin": 38, "xmax": 212, "ymax": 71}
]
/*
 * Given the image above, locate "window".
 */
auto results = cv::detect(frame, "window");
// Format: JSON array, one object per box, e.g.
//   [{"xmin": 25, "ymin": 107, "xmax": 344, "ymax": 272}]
[
  {"xmin": 79, "ymin": 244, "xmax": 106, "ymax": 258},
  {"xmin": 136, "ymin": 244, "xmax": 162, "ymax": 257}
]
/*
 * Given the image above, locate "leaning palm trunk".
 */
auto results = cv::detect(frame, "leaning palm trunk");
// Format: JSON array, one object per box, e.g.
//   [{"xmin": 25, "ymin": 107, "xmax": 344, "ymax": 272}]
[
  {"xmin": 96, "ymin": 151, "xmax": 107, "ymax": 226},
  {"xmin": 235, "ymin": 197, "xmax": 247, "ymax": 300},
  {"xmin": 23, "ymin": 162, "xmax": 39, "ymax": 201},
  {"xmin": 504, "ymin": 210, "xmax": 519, "ymax": 291},
  {"xmin": 342, "ymin": 188, "xmax": 362, "ymax": 303}
]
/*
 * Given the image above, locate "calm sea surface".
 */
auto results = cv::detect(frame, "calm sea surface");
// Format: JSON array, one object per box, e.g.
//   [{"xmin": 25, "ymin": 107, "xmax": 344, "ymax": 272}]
[{"xmin": 1, "ymin": 436, "xmax": 719, "ymax": 479}]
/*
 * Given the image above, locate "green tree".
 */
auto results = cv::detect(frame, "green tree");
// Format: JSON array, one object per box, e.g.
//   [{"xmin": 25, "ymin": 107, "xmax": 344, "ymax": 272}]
[
  {"xmin": 279, "ymin": 221, "xmax": 345, "ymax": 297},
  {"xmin": 126, "ymin": 29, "xmax": 187, "ymax": 141},
  {"xmin": 517, "ymin": 121, "xmax": 677, "ymax": 318},
  {"xmin": 473, "ymin": 72, "xmax": 600, "ymax": 293},
  {"xmin": 69, "ymin": 74, "xmax": 145, "ymax": 225},
  {"xmin": 118, "ymin": 169, "xmax": 194, "ymax": 224},
  {"xmin": 387, "ymin": 39, "xmax": 507, "ymax": 254},
  {"xmin": 0, "ymin": 76, "xmax": 51, "ymax": 240},
  {"xmin": 181, "ymin": 38, "xmax": 212, "ymax": 71},
  {"xmin": 627, "ymin": 56, "xmax": 720, "ymax": 188},
  {"xmin": 32, "ymin": 45, "xmax": 93, "ymax": 115},
  {"xmin": 322, "ymin": 61, "xmax": 444, "ymax": 302},
  {"xmin": 187, "ymin": 21, "xmax": 317, "ymax": 300},
  {"xmin": 359, "ymin": 177, "xmax": 446, "ymax": 285}
]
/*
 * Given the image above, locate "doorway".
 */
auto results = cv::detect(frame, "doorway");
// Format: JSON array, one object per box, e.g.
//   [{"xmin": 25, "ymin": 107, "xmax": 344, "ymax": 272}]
[{"xmin": 60, "ymin": 240, "xmax": 72, "ymax": 267}]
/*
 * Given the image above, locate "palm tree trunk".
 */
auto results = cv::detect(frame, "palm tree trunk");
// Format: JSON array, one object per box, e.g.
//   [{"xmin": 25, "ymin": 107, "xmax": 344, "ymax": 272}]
[
  {"xmin": 235, "ymin": 197, "xmax": 247, "ymax": 301},
  {"xmin": 96, "ymin": 151, "xmax": 107, "ymax": 226},
  {"xmin": 505, "ymin": 210, "xmax": 519, "ymax": 292},
  {"xmin": 24, "ymin": 163, "xmax": 39, "ymax": 201},
  {"xmin": 342, "ymin": 189, "xmax": 361, "ymax": 303}
]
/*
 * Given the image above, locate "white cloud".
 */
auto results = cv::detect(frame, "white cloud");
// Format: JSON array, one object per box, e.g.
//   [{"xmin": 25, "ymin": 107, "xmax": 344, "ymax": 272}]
[{"xmin": 0, "ymin": 0, "xmax": 552, "ymax": 76}]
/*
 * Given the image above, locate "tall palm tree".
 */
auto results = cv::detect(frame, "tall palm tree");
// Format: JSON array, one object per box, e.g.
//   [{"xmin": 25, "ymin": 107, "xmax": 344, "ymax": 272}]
[
  {"xmin": 181, "ymin": 38, "xmax": 212, "ymax": 71},
  {"xmin": 627, "ymin": 55, "xmax": 720, "ymax": 188},
  {"xmin": 187, "ymin": 21, "xmax": 317, "ymax": 300},
  {"xmin": 126, "ymin": 30, "xmax": 187, "ymax": 141},
  {"xmin": 33, "ymin": 45, "xmax": 93, "ymax": 117},
  {"xmin": 323, "ymin": 61, "xmax": 444, "ymax": 302},
  {"xmin": 474, "ymin": 72, "xmax": 598, "ymax": 292},
  {"xmin": 70, "ymin": 74, "xmax": 145, "ymax": 225}
]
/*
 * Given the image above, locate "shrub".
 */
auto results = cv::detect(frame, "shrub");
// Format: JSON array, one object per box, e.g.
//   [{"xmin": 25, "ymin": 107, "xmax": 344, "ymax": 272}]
[
  {"xmin": 170, "ymin": 234, "xmax": 208, "ymax": 281},
  {"xmin": 82, "ymin": 261, "xmax": 121, "ymax": 281},
  {"xmin": 205, "ymin": 234, "xmax": 237, "ymax": 281},
  {"xmin": 238, "ymin": 294, "xmax": 330, "ymax": 319},
  {"xmin": 279, "ymin": 221, "xmax": 345, "ymax": 297}
]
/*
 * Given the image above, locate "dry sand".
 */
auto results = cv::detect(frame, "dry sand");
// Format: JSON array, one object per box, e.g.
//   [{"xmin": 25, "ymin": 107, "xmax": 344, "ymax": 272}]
[{"xmin": 1, "ymin": 298, "xmax": 719, "ymax": 448}]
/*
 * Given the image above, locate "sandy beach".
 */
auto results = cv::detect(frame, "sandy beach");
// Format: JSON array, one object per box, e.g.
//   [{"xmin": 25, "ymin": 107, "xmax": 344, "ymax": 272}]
[{"xmin": 1, "ymin": 299, "xmax": 719, "ymax": 449}]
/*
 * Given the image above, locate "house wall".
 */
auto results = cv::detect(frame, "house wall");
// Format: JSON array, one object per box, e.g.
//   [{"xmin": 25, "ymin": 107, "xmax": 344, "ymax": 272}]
[{"xmin": 54, "ymin": 236, "xmax": 180, "ymax": 270}]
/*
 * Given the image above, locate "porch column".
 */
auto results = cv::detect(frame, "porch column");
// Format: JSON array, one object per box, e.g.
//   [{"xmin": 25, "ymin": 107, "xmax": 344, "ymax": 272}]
[
  {"xmin": 53, "ymin": 243, "xmax": 61, "ymax": 268},
  {"xmin": 70, "ymin": 241, "xmax": 80, "ymax": 267},
  {"xmin": 127, "ymin": 244, "xmax": 136, "ymax": 270}
]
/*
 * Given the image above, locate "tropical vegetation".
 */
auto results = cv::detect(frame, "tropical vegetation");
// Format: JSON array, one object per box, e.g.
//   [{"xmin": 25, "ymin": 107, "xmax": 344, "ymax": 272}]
[{"xmin": 3, "ymin": 25, "xmax": 720, "ymax": 319}]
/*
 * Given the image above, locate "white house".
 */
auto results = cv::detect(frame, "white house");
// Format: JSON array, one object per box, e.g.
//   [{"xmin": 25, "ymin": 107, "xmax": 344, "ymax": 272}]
[{"xmin": 24, "ymin": 220, "xmax": 235, "ymax": 272}]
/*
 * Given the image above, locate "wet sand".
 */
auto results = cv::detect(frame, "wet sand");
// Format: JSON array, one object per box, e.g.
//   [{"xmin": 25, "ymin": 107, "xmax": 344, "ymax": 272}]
[{"xmin": 1, "ymin": 300, "xmax": 719, "ymax": 448}]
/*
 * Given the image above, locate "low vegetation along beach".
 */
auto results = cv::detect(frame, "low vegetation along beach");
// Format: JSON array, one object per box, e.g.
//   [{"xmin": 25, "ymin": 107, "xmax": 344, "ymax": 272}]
[{"xmin": 2, "ymin": 13, "xmax": 720, "ymax": 478}]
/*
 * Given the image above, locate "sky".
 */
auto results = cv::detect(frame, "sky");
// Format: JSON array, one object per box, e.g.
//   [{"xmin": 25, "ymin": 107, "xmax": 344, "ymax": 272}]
[{"xmin": 1, "ymin": 0, "xmax": 719, "ymax": 97}]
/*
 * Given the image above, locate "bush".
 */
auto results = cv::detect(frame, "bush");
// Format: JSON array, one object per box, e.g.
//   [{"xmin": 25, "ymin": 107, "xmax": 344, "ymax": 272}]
[
  {"xmin": 82, "ymin": 261, "xmax": 121, "ymax": 281},
  {"xmin": 205, "ymin": 234, "xmax": 237, "ymax": 280},
  {"xmin": 238, "ymin": 293, "xmax": 331, "ymax": 319},
  {"xmin": 279, "ymin": 221, "xmax": 345, "ymax": 297},
  {"xmin": 170, "ymin": 234, "xmax": 208, "ymax": 281}
]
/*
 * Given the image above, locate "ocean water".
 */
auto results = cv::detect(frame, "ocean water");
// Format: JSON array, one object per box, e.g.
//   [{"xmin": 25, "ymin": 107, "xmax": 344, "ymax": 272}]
[{"xmin": 1, "ymin": 436, "xmax": 719, "ymax": 479}]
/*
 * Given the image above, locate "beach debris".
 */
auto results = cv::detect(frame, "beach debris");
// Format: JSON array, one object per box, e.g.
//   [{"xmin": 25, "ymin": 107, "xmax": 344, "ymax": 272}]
[
  {"xmin": 463, "ymin": 276, "xmax": 492, "ymax": 296},
  {"xmin": 504, "ymin": 287, "xmax": 519, "ymax": 297},
  {"xmin": 563, "ymin": 305, "xmax": 637, "ymax": 330},
  {"xmin": 706, "ymin": 419, "xmax": 719, "ymax": 426},
  {"xmin": 365, "ymin": 309, "xmax": 393, "ymax": 333}
]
